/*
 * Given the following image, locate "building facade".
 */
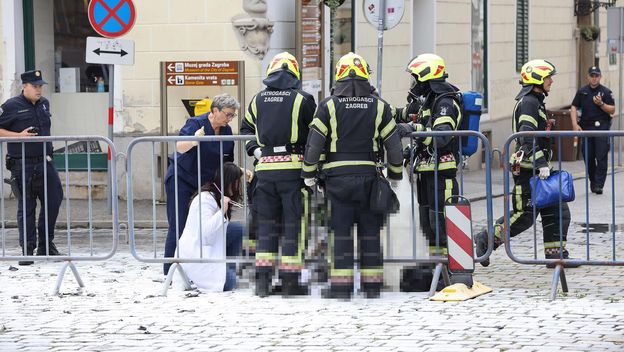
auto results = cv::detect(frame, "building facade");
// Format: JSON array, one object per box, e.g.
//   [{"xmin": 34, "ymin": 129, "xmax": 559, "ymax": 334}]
[{"xmin": 0, "ymin": 0, "xmax": 619, "ymax": 197}]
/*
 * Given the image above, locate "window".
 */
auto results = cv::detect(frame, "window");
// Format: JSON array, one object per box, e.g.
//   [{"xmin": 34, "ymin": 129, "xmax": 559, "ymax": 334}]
[
  {"xmin": 516, "ymin": 0, "xmax": 529, "ymax": 72},
  {"xmin": 471, "ymin": 0, "xmax": 487, "ymax": 107},
  {"xmin": 53, "ymin": 0, "xmax": 109, "ymax": 92}
]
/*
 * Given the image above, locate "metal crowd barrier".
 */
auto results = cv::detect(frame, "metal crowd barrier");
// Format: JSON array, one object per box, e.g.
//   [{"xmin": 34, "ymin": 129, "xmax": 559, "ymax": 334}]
[
  {"xmin": 0, "ymin": 136, "xmax": 119, "ymax": 294},
  {"xmin": 127, "ymin": 132, "xmax": 494, "ymax": 297},
  {"xmin": 502, "ymin": 130, "xmax": 624, "ymax": 300},
  {"xmin": 387, "ymin": 130, "xmax": 494, "ymax": 295},
  {"xmin": 126, "ymin": 135, "xmax": 255, "ymax": 296}
]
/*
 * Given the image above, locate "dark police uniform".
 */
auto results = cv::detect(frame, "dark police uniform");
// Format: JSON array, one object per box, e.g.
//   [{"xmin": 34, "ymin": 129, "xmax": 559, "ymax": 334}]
[
  {"xmin": 571, "ymin": 83, "xmax": 614, "ymax": 192},
  {"xmin": 163, "ymin": 114, "xmax": 234, "ymax": 275},
  {"xmin": 241, "ymin": 71, "xmax": 316, "ymax": 296},
  {"xmin": 0, "ymin": 70, "xmax": 63, "ymax": 258},
  {"xmin": 302, "ymin": 82, "xmax": 403, "ymax": 298}
]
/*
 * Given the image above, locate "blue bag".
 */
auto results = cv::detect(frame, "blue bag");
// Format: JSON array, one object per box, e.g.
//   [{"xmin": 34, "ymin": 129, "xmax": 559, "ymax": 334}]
[{"xmin": 529, "ymin": 170, "xmax": 575, "ymax": 209}]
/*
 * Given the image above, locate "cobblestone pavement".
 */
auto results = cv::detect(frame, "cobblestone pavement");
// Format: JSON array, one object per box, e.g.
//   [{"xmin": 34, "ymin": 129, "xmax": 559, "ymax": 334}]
[
  {"xmin": 1, "ymin": 224, "xmax": 623, "ymax": 352},
  {"xmin": 1, "ymin": 163, "xmax": 623, "ymax": 351}
]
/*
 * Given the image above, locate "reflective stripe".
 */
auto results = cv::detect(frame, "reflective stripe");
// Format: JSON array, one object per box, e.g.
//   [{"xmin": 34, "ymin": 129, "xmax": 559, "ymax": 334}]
[
  {"xmin": 302, "ymin": 163, "xmax": 317, "ymax": 172},
  {"xmin": 297, "ymin": 187, "xmax": 310, "ymax": 264},
  {"xmin": 373, "ymin": 100, "xmax": 384, "ymax": 152},
  {"xmin": 251, "ymin": 96, "xmax": 257, "ymax": 117},
  {"xmin": 544, "ymin": 241, "xmax": 567, "ymax": 249},
  {"xmin": 256, "ymin": 159, "xmax": 304, "ymax": 171},
  {"xmin": 422, "ymin": 109, "xmax": 431, "ymax": 118},
  {"xmin": 429, "ymin": 246, "xmax": 448, "ymax": 255},
  {"xmin": 328, "ymin": 99, "xmax": 338, "ymax": 152},
  {"xmin": 422, "ymin": 127, "xmax": 432, "ymax": 145},
  {"xmin": 360, "ymin": 268, "xmax": 384, "ymax": 277},
  {"xmin": 245, "ymin": 96, "xmax": 257, "ymax": 126},
  {"xmin": 323, "ymin": 160, "xmax": 377, "ymax": 169},
  {"xmin": 514, "ymin": 184, "xmax": 523, "ymax": 212},
  {"xmin": 256, "ymin": 252, "xmax": 277, "ymax": 260},
  {"xmin": 310, "ymin": 118, "xmax": 328, "ymax": 135},
  {"xmin": 444, "ymin": 179, "xmax": 453, "ymax": 204},
  {"xmin": 331, "ymin": 268, "xmax": 355, "ymax": 277},
  {"xmin": 388, "ymin": 163, "xmax": 402, "ymax": 174},
  {"xmin": 518, "ymin": 114, "xmax": 538, "ymax": 127},
  {"xmin": 291, "ymin": 93, "xmax": 304, "ymax": 143},
  {"xmin": 281, "ymin": 256, "xmax": 302, "ymax": 265},
  {"xmin": 538, "ymin": 109, "xmax": 547, "ymax": 120},
  {"xmin": 416, "ymin": 160, "xmax": 457, "ymax": 172},
  {"xmin": 433, "ymin": 115, "xmax": 456, "ymax": 129},
  {"xmin": 380, "ymin": 119, "xmax": 396, "ymax": 139}
]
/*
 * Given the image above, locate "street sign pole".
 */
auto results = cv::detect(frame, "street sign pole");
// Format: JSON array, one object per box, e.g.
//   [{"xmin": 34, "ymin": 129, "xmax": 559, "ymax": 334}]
[
  {"xmin": 107, "ymin": 65, "xmax": 114, "ymax": 212},
  {"xmin": 376, "ymin": 0, "xmax": 386, "ymax": 96},
  {"xmin": 618, "ymin": 8, "xmax": 624, "ymax": 166}
]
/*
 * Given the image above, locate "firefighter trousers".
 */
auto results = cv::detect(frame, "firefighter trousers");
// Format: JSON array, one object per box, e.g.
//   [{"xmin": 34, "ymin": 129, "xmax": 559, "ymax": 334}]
[
  {"xmin": 325, "ymin": 175, "xmax": 384, "ymax": 292},
  {"xmin": 492, "ymin": 175, "xmax": 570, "ymax": 251},
  {"xmin": 254, "ymin": 178, "xmax": 310, "ymax": 274},
  {"xmin": 416, "ymin": 172, "xmax": 459, "ymax": 255}
]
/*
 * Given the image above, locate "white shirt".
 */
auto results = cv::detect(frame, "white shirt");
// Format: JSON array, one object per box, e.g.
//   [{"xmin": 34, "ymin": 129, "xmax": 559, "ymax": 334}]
[{"xmin": 173, "ymin": 191, "xmax": 228, "ymax": 292}]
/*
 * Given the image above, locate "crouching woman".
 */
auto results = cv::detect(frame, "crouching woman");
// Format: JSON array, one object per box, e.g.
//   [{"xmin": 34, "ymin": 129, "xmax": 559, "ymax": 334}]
[{"xmin": 174, "ymin": 162, "xmax": 244, "ymax": 291}]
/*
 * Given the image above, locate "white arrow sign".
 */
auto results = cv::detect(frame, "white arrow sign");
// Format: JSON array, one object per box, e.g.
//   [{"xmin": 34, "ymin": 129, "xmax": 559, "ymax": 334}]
[{"xmin": 86, "ymin": 36, "xmax": 135, "ymax": 65}]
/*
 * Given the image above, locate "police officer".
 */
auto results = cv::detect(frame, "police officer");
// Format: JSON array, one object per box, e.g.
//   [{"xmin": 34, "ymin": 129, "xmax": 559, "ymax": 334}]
[
  {"xmin": 302, "ymin": 52, "xmax": 403, "ymax": 299},
  {"xmin": 395, "ymin": 53, "xmax": 462, "ymax": 259},
  {"xmin": 474, "ymin": 59, "xmax": 579, "ymax": 268},
  {"xmin": 570, "ymin": 66, "xmax": 615, "ymax": 195},
  {"xmin": 0, "ymin": 70, "xmax": 63, "ymax": 265},
  {"xmin": 163, "ymin": 93, "xmax": 240, "ymax": 275},
  {"xmin": 241, "ymin": 52, "xmax": 316, "ymax": 297}
]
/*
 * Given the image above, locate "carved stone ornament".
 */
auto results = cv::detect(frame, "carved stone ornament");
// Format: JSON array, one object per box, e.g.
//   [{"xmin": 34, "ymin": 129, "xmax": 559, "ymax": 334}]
[{"xmin": 232, "ymin": 0, "xmax": 274, "ymax": 60}]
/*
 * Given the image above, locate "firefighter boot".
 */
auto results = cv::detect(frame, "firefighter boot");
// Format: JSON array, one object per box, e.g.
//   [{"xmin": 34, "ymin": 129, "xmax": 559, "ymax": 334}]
[
  {"xmin": 362, "ymin": 282, "xmax": 382, "ymax": 299},
  {"xmin": 322, "ymin": 284, "xmax": 353, "ymax": 300},
  {"xmin": 255, "ymin": 271, "xmax": 272, "ymax": 298},
  {"xmin": 280, "ymin": 271, "xmax": 308, "ymax": 297},
  {"xmin": 474, "ymin": 230, "xmax": 502, "ymax": 267},
  {"xmin": 545, "ymin": 248, "xmax": 582, "ymax": 269}
]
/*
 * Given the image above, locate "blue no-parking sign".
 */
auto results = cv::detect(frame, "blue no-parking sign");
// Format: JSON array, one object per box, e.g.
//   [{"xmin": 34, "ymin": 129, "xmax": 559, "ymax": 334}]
[{"xmin": 88, "ymin": 0, "xmax": 136, "ymax": 38}]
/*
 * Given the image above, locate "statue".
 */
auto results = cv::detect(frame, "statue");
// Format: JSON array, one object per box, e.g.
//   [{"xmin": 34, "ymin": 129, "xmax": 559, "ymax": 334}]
[{"xmin": 232, "ymin": 0, "xmax": 274, "ymax": 60}]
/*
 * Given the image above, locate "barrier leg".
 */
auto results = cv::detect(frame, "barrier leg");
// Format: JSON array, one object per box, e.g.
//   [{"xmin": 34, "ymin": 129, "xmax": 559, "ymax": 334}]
[
  {"xmin": 428, "ymin": 262, "xmax": 445, "ymax": 297},
  {"xmin": 550, "ymin": 264, "xmax": 568, "ymax": 301},
  {"xmin": 53, "ymin": 261, "xmax": 85, "ymax": 295},
  {"xmin": 160, "ymin": 262, "xmax": 192, "ymax": 296}
]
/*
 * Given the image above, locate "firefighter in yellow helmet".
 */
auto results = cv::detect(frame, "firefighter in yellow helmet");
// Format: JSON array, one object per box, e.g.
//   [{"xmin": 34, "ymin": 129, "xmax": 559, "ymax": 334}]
[
  {"xmin": 302, "ymin": 52, "xmax": 403, "ymax": 299},
  {"xmin": 474, "ymin": 59, "xmax": 579, "ymax": 268},
  {"xmin": 393, "ymin": 53, "xmax": 463, "ymax": 262},
  {"xmin": 240, "ymin": 52, "xmax": 317, "ymax": 297}
]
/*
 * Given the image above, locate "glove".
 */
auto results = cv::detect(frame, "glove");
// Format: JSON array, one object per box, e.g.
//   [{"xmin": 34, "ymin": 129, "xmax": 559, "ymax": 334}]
[
  {"xmin": 192, "ymin": 126, "xmax": 205, "ymax": 146},
  {"xmin": 253, "ymin": 148, "xmax": 262, "ymax": 160},
  {"xmin": 538, "ymin": 167, "xmax": 550, "ymax": 180},
  {"xmin": 304, "ymin": 178, "xmax": 316, "ymax": 187},
  {"xmin": 396, "ymin": 123, "xmax": 415, "ymax": 138}
]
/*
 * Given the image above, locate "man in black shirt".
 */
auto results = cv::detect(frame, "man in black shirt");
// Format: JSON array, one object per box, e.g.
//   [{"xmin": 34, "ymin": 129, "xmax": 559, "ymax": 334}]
[{"xmin": 570, "ymin": 66, "xmax": 615, "ymax": 194}]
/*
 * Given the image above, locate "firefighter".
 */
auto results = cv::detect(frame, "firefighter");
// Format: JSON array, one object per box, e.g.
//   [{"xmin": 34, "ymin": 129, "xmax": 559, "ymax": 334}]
[
  {"xmin": 302, "ymin": 52, "xmax": 403, "ymax": 299},
  {"xmin": 474, "ymin": 59, "xmax": 579, "ymax": 268},
  {"xmin": 241, "ymin": 52, "xmax": 317, "ymax": 297},
  {"xmin": 395, "ymin": 53, "xmax": 462, "ymax": 259}
]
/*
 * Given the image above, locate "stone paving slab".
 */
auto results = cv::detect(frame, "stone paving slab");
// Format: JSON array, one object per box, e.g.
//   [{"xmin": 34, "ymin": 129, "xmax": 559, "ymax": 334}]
[{"xmin": 1, "ymin": 231, "xmax": 623, "ymax": 352}]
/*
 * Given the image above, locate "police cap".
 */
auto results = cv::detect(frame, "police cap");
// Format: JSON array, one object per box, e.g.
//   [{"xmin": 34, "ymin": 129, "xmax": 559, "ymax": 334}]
[{"xmin": 21, "ymin": 70, "xmax": 47, "ymax": 85}]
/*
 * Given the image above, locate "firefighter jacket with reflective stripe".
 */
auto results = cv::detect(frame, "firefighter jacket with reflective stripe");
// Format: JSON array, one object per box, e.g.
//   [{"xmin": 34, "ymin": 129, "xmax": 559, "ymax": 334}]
[
  {"xmin": 302, "ymin": 94, "xmax": 403, "ymax": 180},
  {"xmin": 511, "ymin": 91, "xmax": 550, "ymax": 170},
  {"xmin": 400, "ymin": 93, "xmax": 462, "ymax": 173},
  {"xmin": 241, "ymin": 87, "xmax": 317, "ymax": 179}
]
